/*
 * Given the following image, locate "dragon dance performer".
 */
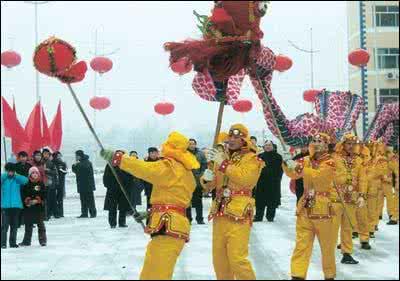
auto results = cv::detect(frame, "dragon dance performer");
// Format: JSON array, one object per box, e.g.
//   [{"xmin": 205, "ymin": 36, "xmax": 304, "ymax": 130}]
[
  {"xmin": 387, "ymin": 148, "xmax": 399, "ymax": 224},
  {"xmin": 200, "ymin": 124, "xmax": 264, "ymax": 280},
  {"xmin": 283, "ymin": 133, "xmax": 337, "ymax": 280},
  {"xmin": 378, "ymin": 145, "xmax": 398, "ymax": 225},
  {"xmin": 352, "ymin": 141, "xmax": 373, "ymax": 249},
  {"xmin": 100, "ymin": 132, "xmax": 199, "ymax": 280},
  {"xmin": 332, "ymin": 134, "xmax": 367, "ymax": 264}
]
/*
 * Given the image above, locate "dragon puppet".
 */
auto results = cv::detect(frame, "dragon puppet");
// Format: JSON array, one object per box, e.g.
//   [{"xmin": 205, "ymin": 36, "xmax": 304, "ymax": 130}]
[
  {"xmin": 364, "ymin": 102, "xmax": 399, "ymax": 150},
  {"xmin": 164, "ymin": 1, "xmax": 364, "ymax": 147}
]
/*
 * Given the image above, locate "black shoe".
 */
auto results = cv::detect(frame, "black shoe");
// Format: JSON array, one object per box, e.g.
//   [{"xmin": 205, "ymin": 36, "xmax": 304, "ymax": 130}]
[
  {"xmin": 90, "ymin": 215, "xmax": 97, "ymax": 218},
  {"xmin": 379, "ymin": 215, "xmax": 382, "ymax": 220},
  {"xmin": 18, "ymin": 242, "xmax": 31, "ymax": 247},
  {"xmin": 40, "ymin": 243, "xmax": 46, "ymax": 247},
  {"xmin": 1, "ymin": 245, "xmax": 6, "ymax": 249},
  {"xmin": 77, "ymin": 215, "xmax": 89, "ymax": 218},
  {"xmin": 119, "ymin": 224, "xmax": 128, "ymax": 228},
  {"xmin": 110, "ymin": 225, "xmax": 116, "ymax": 229},
  {"xmin": 292, "ymin": 277, "xmax": 304, "ymax": 280},
  {"xmin": 337, "ymin": 244, "xmax": 341, "ymax": 250},
  {"xmin": 10, "ymin": 244, "xmax": 19, "ymax": 248},
  {"xmin": 54, "ymin": 216, "xmax": 61, "ymax": 219},
  {"xmin": 253, "ymin": 217, "xmax": 263, "ymax": 222},
  {"xmin": 267, "ymin": 218, "xmax": 274, "ymax": 222},
  {"xmin": 369, "ymin": 232, "xmax": 375, "ymax": 238},
  {"xmin": 361, "ymin": 242, "xmax": 371, "ymax": 250},
  {"xmin": 387, "ymin": 220, "xmax": 398, "ymax": 225},
  {"xmin": 375, "ymin": 225, "xmax": 379, "ymax": 231},
  {"xmin": 341, "ymin": 253, "xmax": 359, "ymax": 264},
  {"xmin": 352, "ymin": 232, "xmax": 358, "ymax": 239},
  {"xmin": 196, "ymin": 220, "xmax": 205, "ymax": 225}
]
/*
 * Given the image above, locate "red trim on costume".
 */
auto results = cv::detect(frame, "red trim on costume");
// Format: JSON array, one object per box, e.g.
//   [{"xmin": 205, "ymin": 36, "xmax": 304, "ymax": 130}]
[
  {"xmin": 112, "ymin": 151, "xmax": 124, "ymax": 167},
  {"xmin": 218, "ymin": 160, "xmax": 230, "ymax": 173},
  {"xmin": 150, "ymin": 204, "xmax": 186, "ymax": 216}
]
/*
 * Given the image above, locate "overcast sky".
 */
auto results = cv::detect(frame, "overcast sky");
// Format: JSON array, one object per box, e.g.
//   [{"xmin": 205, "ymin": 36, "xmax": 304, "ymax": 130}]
[{"xmin": 1, "ymin": 1, "xmax": 349, "ymax": 146}]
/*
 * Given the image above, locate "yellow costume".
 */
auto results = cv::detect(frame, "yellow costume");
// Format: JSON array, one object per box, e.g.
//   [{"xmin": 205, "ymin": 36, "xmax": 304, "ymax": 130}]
[
  {"xmin": 386, "ymin": 148, "xmax": 399, "ymax": 224},
  {"xmin": 105, "ymin": 132, "xmax": 199, "ymax": 280},
  {"xmin": 283, "ymin": 133, "xmax": 336, "ymax": 280},
  {"xmin": 201, "ymin": 124, "xmax": 264, "ymax": 280},
  {"xmin": 332, "ymin": 134, "xmax": 367, "ymax": 256}
]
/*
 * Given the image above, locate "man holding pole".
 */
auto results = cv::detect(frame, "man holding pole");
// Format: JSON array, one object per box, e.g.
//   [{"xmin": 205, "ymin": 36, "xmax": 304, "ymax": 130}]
[
  {"xmin": 332, "ymin": 134, "xmax": 367, "ymax": 264},
  {"xmin": 200, "ymin": 123, "xmax": 264, "ymax": 280}
]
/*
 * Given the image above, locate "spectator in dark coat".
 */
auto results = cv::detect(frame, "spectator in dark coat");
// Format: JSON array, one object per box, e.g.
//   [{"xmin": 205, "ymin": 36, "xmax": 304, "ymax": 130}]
[
  {"xmin": 15, "ymin": 151, "xmax": 32, "ymax": 177},
  {"xmin": 186, "ymin": 139, "xmax": 208, "ymax": 225},
  {"xmin": 127, "ymin": 151, "xmax": 144, "ymax": 210},
  {"xmin": 254, "ymin": 141, "xmax": 283, "ymax": 222},
  {"xmin": 52, "ymin": 152, "xmax": 68, "ymax": 218},
  {"xmin": 19, "ymin": 167, "xmax": 47, "ymax": 247},
  {"xmin": 72, "ymin": 150, "xmax": 97, "ymax": 218},
  {"xmin": 1, "ymin": 163, "xmax": 28, "ymax": 248},
  {"xmin": 42, "ymin": 148, "xmax": 59, "ymax": 221},
  {"xmin": 15, "ymin": 151, "xmax": 32, "ymax": 228},
  {"xmin": 103, "ymin": 151, "xmax": 133, "ymax": 228},
  {"xmin": 143, "ymin": 147, "xmax": 160, "ymax": 211}
]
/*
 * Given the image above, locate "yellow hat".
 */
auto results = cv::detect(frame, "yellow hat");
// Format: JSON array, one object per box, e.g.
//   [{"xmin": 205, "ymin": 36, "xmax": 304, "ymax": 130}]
[
  {"xmin": 309, "ymin": 132, "xmax": 330, "ymax": 157},
  {"xmin": 228, "ymin": 123, "xmax": 253, "ymax": 149},
  {"xmin": 335, "ymin": 133, "xmax": 359, "ymax": 153},
  {"xmin": 161, "ymin": 131, "xmax": 200, "ymax": 170}
]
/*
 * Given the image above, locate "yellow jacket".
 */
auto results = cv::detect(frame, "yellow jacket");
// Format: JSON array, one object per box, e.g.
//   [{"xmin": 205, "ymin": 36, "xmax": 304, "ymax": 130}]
[
  {"xmin": 120, "ymin": 156, "xmax": 196, "ymax": 242},
  {"xmin": 283, "ymin": 154, "xmax": 335, "ymax": 219},
  {"xmin": 201, "ymin": 149, "xmax": 264, "ymax": 223},
  {"xmin": 364, "ymin": 154, "xmax": 387, "ymax": 196},
  {"xmin": 332, "ymin": 152, "xmax": 367, "ymax": 203}
]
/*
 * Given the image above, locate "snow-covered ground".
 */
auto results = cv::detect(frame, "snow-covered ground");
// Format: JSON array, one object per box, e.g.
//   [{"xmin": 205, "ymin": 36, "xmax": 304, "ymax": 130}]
[{"xmin": 1, "ymin": 176, "xmax": 399, "ymax": 280}]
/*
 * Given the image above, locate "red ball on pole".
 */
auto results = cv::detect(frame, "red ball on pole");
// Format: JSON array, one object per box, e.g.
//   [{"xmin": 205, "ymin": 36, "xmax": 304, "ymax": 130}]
[
  {"xmin": 90, "ymin": 96, "xmax": 111, "ymax": 110},
  {"xmin": 90, "ymin": 57, "xmax": 113, "ymax": 74},
  {"xmin": 154, "ymin": 102, "xmax": 175, "ymax": 115},
  {"xmin": 1, "ymin": 50, "xmax": 21, "ymax": 68},
  {"xmin": 348, "ymin": 49, "xmax": 370, "ymax": 67},
  {"xmin": 274, "ymin": 54, "xmax": 293, "ymax": 72},
  {"xmin": 233, "ymin": 99, "xmax": 253, "ymax": 113},
  {"xmin": 303, "ymin": 89, "xmax": 321, "ymax": 103},
  {"xmin": 170, "ymin": 57, "xmax": 192, "ymax": 75}
]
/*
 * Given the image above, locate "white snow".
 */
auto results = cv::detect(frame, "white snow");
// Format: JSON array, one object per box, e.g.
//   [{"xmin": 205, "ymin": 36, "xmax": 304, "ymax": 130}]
[{"xmin": 1, "ymin": 176, "xmax": 399, "ymax": 280}]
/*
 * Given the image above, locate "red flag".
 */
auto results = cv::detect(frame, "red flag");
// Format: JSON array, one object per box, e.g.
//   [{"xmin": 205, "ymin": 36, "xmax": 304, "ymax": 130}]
[
  {"xmin": 25, "ymin": 102, "xmax": 43, "ymax": 155},
  {"xmin": 49, "ymin": 101, "xmax": 63, "ymax": 151},
  {"xmin": 1, "ymin": 96, "xmax": 29, "ymax": 154},
  {"xmin": 41, "ymin": 107, "xmax": 52, "ymax": 148}
]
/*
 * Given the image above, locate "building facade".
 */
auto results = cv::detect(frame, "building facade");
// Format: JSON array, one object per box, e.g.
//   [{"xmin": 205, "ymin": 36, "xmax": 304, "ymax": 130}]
[{"xmin": 347, "ymin": 1, "xmax": 399, "ymax": 136}]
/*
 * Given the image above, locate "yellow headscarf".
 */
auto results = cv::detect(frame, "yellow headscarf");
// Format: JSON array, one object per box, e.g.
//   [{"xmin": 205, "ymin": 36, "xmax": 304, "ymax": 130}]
[
  {"xmin": 161, "ymin": 131, "xmax": 200, "ymax": 170},
  {"xmin": 335, "ymin": 133, "xmax": 359, "ymax": 154},
  {"xmin": 228, "ymin": 123, "xmax": 253, "ymax": 151},
  {"xmin": 309, "ymin": 132, "xmax": 331, "ymax": 157}
]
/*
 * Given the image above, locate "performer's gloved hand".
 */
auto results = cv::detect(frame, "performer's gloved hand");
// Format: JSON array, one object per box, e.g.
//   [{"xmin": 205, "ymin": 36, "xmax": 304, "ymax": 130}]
[
  {"xmin": 357, "ymin": 196, "xmax": 365, "ymax": 208},
  {"xmin": 282, "ymin": 151, "xmax": 293, "ymax": 162},
  {"xmin": 100, "ymin": 149, "xmax": 114, "ymax": 162},
  {"xmin": 286, "ymin": 160, "xmax": 297, "ymax": 170},
  {"xmin": 207, "ymin": 148, "xmax": 226, "ymax": 167},
  {"xmin": 133, "ymin": 211, "xmax": 148, "ymax": 223},
  {"xmin": 202, "ymin": 169, "xmax": 215, "ymax": 182}
]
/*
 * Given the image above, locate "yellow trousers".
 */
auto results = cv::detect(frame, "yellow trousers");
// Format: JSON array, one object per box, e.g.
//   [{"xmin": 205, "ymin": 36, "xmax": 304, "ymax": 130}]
[
  {"xmin": 367, "ymin": 194, "xmax": 378, "ymax": 233},
  {"xmin": 393, "ymin": 189, "xmax": 399, "ymax": 221},
  {"xmin": 332, "ymin": 203, "xmax": 356, "ymax": 254},
  {"xmin": 354, "ymin": 205, "xmax": 369, "ymax": 242},
  {"xmin": 212, "ymin": 216, "xmax": 256, "ymax": 280},
  {"xmin": 140, "ymin": 235, "xmax": 185, "ymax": 280},
  {"xmin": 378, "ymin": 183, "xmax": 395, "ymax": 218},
  {"xmin": 291, "ymin": 214, "xmax": 336, "ymax": 279}
]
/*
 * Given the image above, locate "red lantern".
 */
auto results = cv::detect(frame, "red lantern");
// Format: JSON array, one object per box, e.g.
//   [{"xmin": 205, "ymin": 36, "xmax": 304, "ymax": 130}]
[
  {"xmin": 1, "ymin": 50, "xmax": 21, "ymax": 68},
  {"xmin": 303, "ymin": 89, "xmax": 321, "ymax": 103},
  {"xmin": 233, "ymin": 99, "xmax": 253, "ymax": 113},
  {"xmin": 58, "ymin": 61, "xmax": 88, "ymax": 84},
  {"xmin": 90, "ymin": 96, "xmax": 111, "ymax": 110},
  {"xmin": 171, "ymin": 57, "xmax": 192, "ymax": 75},
  {"xmin": 90, "ymin": 57, "xmax": 113, "ymax": 74},
  {"xmin": 348, "ymin": 49, "xmax": 370, "ymax": 67},
  {"xmin": 274, "ymin": 54, "xmax": 293, "ymax": 72},
  {"xmin": 154, "ymin": 102, "xmax": 175, "ymax": 115},
  {"xmin": 33, "ymin": 37, "xmax": 77, "ymax": 76}
]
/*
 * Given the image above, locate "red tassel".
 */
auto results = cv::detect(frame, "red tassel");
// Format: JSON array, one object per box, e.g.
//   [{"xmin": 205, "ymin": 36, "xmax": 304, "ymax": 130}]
[{"xmin": 210, "ymin": 7, "xmax": 232, "ymax": 24}]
